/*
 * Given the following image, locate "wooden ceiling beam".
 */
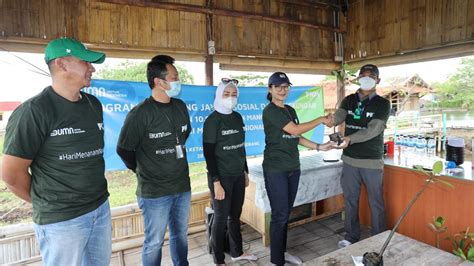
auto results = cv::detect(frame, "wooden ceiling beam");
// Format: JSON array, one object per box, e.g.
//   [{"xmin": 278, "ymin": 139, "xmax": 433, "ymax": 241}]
[
  {"xmin": 219, "ymin": 64, "xmax": 333, "ymax": 75},
  {"xmin": 278, "ymin": 0, "xmax": 340, "ymax": 10},
  {"xmin": 99, "ymin": 0, "xmax": 343, "ymax": 33},
  {"xmin": 0, "ymin": 38, "xmax": 206, "ymax": 62},
  {"xmin": 216, "ymin": 55, "xmax": 338, "ymax": 75},
  {"xmin": 346, "ymin": 42, "xmax": 474, "ymax": 68}
]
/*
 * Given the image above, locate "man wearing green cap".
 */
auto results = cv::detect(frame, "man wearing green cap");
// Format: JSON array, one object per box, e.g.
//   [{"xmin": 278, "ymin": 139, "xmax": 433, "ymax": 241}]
[{"xmin": 1, "ymin": 38, "xmax": 111, "ymax": 265}]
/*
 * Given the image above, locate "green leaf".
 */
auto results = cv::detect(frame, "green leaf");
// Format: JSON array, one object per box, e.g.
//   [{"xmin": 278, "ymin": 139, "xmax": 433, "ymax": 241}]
[
  {"xmin": 436, "ymin": 216, "xmax": 445, "ymax": 225},
  {"xmin": 428, "ymin": 223, "xmax": 437, "ymax": 231},
  {"xmin": 454, "ymin": 248, "xmax": 467, "ymax": 260},
  {"xmin": 432, "ymin": 161, "xmax": 443, "ymax": 175},
  {"xmin": 467, "ymin": 247, "xmax": 474, "ymax": 261},
  {"xmin": 414, "ymin": 165, "xmax": 424, "ymax": 171},
  {"xmin": 434, "ymin": 216, "xmax": 446, "ymax": 228},
  {"xmin": 460, "ymin": 239, "xmax": 465, "ymax": 249},
  {"xmin": 413, "ymin": 165, "xmax": 432, "ymax": 176},
  {"xmin": 433, "ymin": 178, "xmax": 455, "ymax": 189}
]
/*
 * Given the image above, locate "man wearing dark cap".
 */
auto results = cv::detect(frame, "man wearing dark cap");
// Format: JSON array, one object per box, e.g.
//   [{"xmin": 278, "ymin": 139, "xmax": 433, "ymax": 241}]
[
  {"xmin": 1, "ymin": 38, "xmax": 111, "ymax": 265},
  {"xmin": 333, "ymin": 64, "xmax": 391, "ymax": 248},
  {"xmin": 117, "ymin": 55, "xmax": 192, "ymax": 266}
]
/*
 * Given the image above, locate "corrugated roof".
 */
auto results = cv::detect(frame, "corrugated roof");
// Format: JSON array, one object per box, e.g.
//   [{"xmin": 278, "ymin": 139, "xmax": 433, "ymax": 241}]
[{"xmin": 0, "ymin": 102, "xmax": 21, "ymax": 111}]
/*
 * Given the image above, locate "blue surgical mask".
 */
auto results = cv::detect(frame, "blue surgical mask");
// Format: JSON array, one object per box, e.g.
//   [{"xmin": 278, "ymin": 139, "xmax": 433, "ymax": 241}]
[{"xmin": 165, "ymin": 81, "xmax": 182, "ymax": 97}]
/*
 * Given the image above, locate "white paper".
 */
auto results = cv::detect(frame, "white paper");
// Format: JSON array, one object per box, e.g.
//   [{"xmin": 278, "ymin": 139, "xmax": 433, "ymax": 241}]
[{"xmin": 352, "ymin": 255, "xmax": 364, "ymax": 266}]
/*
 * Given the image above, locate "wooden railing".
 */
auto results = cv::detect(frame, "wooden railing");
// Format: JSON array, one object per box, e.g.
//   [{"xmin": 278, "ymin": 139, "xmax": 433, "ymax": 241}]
[
  {"xmin": 0, "ymin": 192, "xmax": 212, "ymax": 265},
  {"xmin": 385, "ymin": 113, "xmax": 444, "ymax": 136}
]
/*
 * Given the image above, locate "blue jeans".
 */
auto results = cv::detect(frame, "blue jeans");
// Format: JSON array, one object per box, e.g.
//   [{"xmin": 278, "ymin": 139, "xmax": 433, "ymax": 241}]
[
  {"xmin": 263, "ymin": 170, "xmax": 301, "ymax": 266},
  {"xmin": 138, "ymin": 191, "xmax": 191, "ymax": 266},
  {"xmin": 33, "ymin": 199, "xmax": 112, "ymax": 266}
]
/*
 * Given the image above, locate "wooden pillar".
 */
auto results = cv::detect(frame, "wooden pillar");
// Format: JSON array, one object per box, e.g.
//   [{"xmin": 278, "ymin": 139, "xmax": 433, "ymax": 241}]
[
  {"xmin": 336, "ymin": 73, "xmax": 345, "ymax": 106},
  {"xmin": 205, "ymin": 0, "xmax": 214, "ymax": 86},
  {"xmin": 336, "ymin": 72, "xmax": 346, "ymax": 134},
  {"xmin": 205, "ymin": 55, "xmax": 213, "ymax": 86}
]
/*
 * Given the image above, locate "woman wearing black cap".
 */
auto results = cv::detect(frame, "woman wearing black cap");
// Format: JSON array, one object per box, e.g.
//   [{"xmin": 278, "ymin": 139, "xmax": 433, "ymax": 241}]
[{"xmin": 262, "ymin": 72, "xmax": 334, "ymax": 265}]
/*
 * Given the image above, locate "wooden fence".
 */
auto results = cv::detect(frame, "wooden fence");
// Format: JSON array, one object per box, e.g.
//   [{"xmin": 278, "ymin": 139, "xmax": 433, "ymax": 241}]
[{"xmin": 0, "ymin": 192, "xmax": 211, "ymax": 265}]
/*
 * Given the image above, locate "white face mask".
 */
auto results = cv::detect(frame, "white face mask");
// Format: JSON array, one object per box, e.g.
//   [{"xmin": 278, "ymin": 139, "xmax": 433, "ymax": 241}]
[
  {"xmin": 165, "ymin": 81, "xmax": 182, "ymax": 97},
  {"xmin": 221, "ymin": 97, "xmax": 237, "ymax": 110},
  {"xmin": 359, "ymin": 76, "xmax": 376, "ymax": 90}
]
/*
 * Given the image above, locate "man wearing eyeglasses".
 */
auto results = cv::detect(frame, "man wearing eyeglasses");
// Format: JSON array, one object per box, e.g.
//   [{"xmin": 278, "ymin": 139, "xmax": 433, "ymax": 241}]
[
  {"xmin": 116, "ymin": 55, "xmax": 192, "ymax": 266},
  {"xmin": 332, "ymin": 64, "xmax": 391, "ymax": 249}
]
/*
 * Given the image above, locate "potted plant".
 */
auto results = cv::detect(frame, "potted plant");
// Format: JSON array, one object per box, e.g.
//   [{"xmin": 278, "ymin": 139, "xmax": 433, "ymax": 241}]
[
  {"xmin": 362, "ymin": 161, "xmax": 453, "ymax": 265},
  {"xmin": 428, "ymin": 216, "xmax": 448, "ymax": 248},
  {"xmin": 447, "ymin": 226, "xmax": 474, "ymax": 262}
]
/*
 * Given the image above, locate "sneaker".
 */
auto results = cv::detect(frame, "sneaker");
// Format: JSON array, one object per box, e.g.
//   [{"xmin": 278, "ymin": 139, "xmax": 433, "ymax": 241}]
[
  {"xmin": 284, "ymin": 252, "xmax": 302, "ymax": 265},
  {"xmin": 231, "ymin": 252, "xmax": 257, "ymax": 262},
  {"xmin": 338, "ymin": 239, "xmax": 352, "ymax": 248}
]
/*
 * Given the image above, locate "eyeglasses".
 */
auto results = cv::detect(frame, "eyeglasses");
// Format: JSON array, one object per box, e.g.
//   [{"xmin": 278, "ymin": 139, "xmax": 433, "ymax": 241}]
[
  {"xmin": 221, "ymin": 78, "xmax": 239, "ymax": 85},
  {"xmin": 272, "ymin": 85, "xmax": 291, "ymax": 92}
]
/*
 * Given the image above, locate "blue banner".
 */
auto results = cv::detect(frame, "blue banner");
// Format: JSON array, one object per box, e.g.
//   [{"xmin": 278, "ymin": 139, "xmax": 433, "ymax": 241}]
[{"xmin": 84, "ymin": 80, "xmax": 325, "ymax": 170}]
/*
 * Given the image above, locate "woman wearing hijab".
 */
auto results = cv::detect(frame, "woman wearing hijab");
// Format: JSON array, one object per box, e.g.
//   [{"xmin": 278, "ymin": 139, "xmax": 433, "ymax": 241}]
[
  {"xmin": 203, "ymin": 78, "xmax": 257, "ymax": 265},
  {"xmin": 263, "ymin": 72, "xmax": 335, "ymax": 265}
]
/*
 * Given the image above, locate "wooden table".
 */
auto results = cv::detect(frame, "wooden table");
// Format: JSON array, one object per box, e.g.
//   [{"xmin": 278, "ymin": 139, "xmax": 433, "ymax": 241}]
[
  {"xmin": 241, "ymin": 150, "xmax": 345, "ymax": 246},
  {"xmin": 308, "ymin": 230, "xmax": 470, "ymax": 265}
]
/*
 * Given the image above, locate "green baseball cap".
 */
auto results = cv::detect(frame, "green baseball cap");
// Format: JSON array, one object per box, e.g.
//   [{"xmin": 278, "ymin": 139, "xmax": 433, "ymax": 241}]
[{"xmin": 44, "ymin": 38, "xmax": 106, "ymax": 64}]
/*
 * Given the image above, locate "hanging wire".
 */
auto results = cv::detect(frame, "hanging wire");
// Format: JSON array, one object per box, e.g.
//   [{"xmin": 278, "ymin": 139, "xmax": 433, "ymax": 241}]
[{"xmin": 0, "ymin": 45, "xmax": 51, "ymax": 77}]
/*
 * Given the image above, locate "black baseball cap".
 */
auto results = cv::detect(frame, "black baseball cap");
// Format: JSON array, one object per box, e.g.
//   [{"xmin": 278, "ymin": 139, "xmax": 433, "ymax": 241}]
[
  {"xmin": 358, "ymin": 64, "xmax": 379, "ymax": 76},
  {"xmin": 268, "ymin": 72, "xmax": 292, "ymax": 86}
]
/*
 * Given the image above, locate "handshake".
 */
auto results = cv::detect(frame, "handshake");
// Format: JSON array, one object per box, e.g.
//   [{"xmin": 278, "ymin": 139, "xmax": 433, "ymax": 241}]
[{"xmin": 321, "ymin": 113, "xmax": 335, "ymax": 128}]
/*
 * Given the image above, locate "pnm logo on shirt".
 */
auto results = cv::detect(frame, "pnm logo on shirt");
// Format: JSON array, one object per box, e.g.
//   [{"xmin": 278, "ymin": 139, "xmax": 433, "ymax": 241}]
[
  {"xmin": 366, "ymin": 112, "xmax": 374, "ymax": 118},
  {"xmin": 149, "ymin": 132, "xmax": 172, "ymax": 139},
  {"xmin": 97, "ymin": 123, "xmax": 104, "ymax": 130},
  {"xmin": 50, "ymin": 127, "xmax": 85, "ymax": 137},
  {"xmin": 181, "ymin": 124, "xmax": 188, "ymax": 132}
]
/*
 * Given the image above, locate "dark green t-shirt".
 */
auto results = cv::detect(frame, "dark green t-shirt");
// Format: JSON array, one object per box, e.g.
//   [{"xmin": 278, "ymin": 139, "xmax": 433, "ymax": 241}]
[
  {"xmin": 3, "ymin": 87, "xmax": 109, "ymax": 225},
  {"xmin": 340, "ymin": 93, "xmax": 391, "ymax": 159},
  {"xmin": 117, "ymin": 97, "xmax": 192, "ymax": 198},
  {"xmin": 262, "ymin": 103, "xmax": 300, "ymax": 171},
  {"xmin": 203, "ymin": 111, "xmax": 246, "ymax": 177}
]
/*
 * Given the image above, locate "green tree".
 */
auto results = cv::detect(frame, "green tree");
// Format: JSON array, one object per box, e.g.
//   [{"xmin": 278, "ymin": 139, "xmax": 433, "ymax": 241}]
[
  {"xmin": 96, "ymin": 61, "xmax": 195, "ymax": 84},
  {"xmin": 434, "ymin": 57, "xmax": 474, "ymax": 109},
  {"xmin": 323, "ymin": 75, "xmax": 336, "ymax": 81},
  {"xmin": 229, "ymin": 74, "xmax": 267, "ymax": 86}
]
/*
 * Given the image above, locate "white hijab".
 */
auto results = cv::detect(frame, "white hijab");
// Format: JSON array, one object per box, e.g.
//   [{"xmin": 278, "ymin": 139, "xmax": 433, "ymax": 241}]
[{"xmin": 213, "ymin": 81, "xmax": 239, "ymax": 115}]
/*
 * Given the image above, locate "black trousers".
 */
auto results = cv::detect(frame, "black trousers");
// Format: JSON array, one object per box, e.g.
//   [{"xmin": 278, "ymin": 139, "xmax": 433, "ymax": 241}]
[{"xmin": 208, "ymin": 174, "xmax": 246, "ymax": 264}]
